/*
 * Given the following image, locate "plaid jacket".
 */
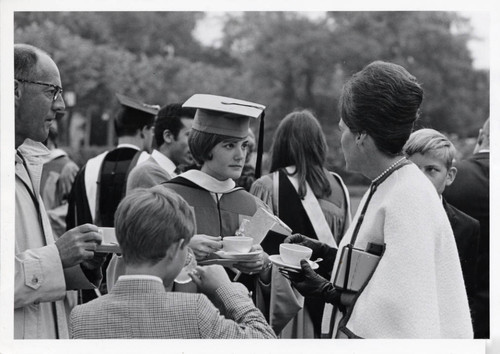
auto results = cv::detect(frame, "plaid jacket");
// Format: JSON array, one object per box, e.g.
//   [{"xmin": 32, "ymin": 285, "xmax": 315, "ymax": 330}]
[{"xmin": 70, "ymin": 277, "xmax": 276, "ymax": 339}]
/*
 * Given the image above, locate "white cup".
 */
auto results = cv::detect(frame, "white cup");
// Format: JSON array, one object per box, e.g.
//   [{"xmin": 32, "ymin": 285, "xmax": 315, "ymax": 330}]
[
  {"xmin": 99, "ymin": 227, "xmax": 117, "ymax": 244},
  {"xmin": 223, "ymin": 236, "xmax": 253, "ymax": 253},
  {"xmin": 280, "ymin": 243, "xmax": 312, "ymax": 267},
  {"xmin": 175, "ymin": 247, "xmax": 197, "ymax": 284}
]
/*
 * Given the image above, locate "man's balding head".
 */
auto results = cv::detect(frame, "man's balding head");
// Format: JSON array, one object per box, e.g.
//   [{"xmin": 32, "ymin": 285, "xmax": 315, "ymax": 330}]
[
  {"xmin": 14, "ymin": 44, "xmax": 65, "ymax": 148},
  {"xmin": 474, "ymin": 117, "xmax": 490, "ymax": 153},
  {"xmin": 14, "ymin": 44, "xmax": 51, "ymax": 81}
]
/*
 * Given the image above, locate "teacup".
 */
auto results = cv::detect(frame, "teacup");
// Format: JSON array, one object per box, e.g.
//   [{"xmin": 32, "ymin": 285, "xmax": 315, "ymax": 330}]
[
  {"xmin": 279, "ymin": 243, "xmax": 312, "ymax": 267},
  {"xmin": 223, "ymin": 236, "xmax": 253, "ymax": 253},
  {"xmin": 99, "ymin": 227, "xmax": 117, "ymax": 244}
]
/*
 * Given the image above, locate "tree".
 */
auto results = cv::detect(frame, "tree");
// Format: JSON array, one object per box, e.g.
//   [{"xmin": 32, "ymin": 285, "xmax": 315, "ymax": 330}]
[
  {"xmin": 14, "ymin": 10, "xmax": 489, "ymax": 166},
  {"xmin": 14, "ymin": 15, "xmax": 252, "ymax": 148},
  {"xmin": 220, "ymin": 12, "xmax": 344, "ymax": 149},
  {"xmin": 327, "ymin": 11, "xmax": 489, "ymax": 136}
]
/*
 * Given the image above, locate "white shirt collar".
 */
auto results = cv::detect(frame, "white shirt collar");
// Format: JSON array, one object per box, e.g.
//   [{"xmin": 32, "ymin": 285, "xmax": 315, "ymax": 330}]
[
  {"xmin": 179, "ymin": 169, "xmax": 236, "ymax": 193},
  {"xmin": 151, "ymin": 149, "xmax": 177, "ymax": 176},
  {"xmin": 118, "ymin": 274, "xmax": 163, "ymax": 284},
  {"xmin": 116, "ymin": 143, "xmax": 140, "ymax": 151}
]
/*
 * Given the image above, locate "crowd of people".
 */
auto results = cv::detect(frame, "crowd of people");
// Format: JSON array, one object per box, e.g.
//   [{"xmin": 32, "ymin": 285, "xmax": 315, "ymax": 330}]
[{"xmin": 14, "ymin": 43, "xmax": 489, "ymax": 340}]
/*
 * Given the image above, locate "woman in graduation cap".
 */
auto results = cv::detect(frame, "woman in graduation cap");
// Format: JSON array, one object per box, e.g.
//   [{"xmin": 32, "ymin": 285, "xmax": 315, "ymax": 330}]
[{"xmin": 163, "ymin": 94, "xmax": 275, "ymax": 302}]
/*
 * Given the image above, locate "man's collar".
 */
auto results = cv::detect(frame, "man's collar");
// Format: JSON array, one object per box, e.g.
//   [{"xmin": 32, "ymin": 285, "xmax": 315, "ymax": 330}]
[
  {"xmin": 116, "ymin": 143, "xmax": 140, "ymax": 150},
  {"xmin": 118, "ymin": 274, "xmax": 163, "ymax": 284},
  {"xmin": 151, "ymin": 149, "xmax": 177, "ymax": 175},
  {"xmin": 17, "ymin": 139, "xmax": 51, "ymax": 164}
]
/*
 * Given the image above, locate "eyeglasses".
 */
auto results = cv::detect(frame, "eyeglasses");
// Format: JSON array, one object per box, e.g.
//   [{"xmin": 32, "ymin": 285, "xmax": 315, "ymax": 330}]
[{"xmin": 16, "ymin": 79, "xmax": 63, "ymax": 102}]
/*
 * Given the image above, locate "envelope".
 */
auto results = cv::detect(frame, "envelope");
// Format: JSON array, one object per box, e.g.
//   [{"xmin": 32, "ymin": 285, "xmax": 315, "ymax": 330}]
[{"xmin": 244, "ymin": 207, "xmax": 292, "ymax": 244}]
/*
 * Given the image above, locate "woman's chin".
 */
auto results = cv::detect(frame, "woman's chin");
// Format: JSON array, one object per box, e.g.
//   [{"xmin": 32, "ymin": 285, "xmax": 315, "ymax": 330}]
[{"xmin": 231, "ymin": 171, "xmax": 244, "ymax": 180}]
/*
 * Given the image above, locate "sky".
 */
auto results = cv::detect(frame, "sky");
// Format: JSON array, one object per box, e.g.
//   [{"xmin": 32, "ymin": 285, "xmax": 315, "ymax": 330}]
[
  {"xmin": 463, "ymin": 11, "xmax": 490, "ymax": 69},
  {"xmin": 194, "ymin": 11, "xmax": 490, "ymax": 70}
]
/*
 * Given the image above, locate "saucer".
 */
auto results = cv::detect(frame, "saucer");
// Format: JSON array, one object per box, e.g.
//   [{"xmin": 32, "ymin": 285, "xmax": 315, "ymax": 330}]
[
  {"xmin": 269, "ymin": 255, "xmax": 319, "ymax": 271},
  {"xmin": 197, "ymin": 258, "xmax": 240, "ymax": 267},
  {"xmin": 215, "ymin": 250, "xmax": 262, "ymax": 260},
  {"xmin": 95, "ymin": 243, "xmax": 121, "ymax": 253}
]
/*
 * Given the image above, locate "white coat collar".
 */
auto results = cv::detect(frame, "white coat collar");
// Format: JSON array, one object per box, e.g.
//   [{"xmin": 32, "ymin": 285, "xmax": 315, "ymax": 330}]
[{"xmin": 17, "ymin": 139, "xmax": 51, "ymax": 164}]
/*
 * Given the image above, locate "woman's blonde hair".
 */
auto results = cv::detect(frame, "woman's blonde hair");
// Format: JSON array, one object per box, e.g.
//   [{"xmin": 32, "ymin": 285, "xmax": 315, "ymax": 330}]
[{"xmin": 403, "ymin": 128, "xmax": 456, "ymax": 169}]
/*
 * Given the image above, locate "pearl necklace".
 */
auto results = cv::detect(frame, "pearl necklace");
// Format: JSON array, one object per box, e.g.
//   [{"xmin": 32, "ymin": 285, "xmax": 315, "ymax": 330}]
[{"xmin": 372, "ymin": 156, "xmax": 407, "ymax": 184}]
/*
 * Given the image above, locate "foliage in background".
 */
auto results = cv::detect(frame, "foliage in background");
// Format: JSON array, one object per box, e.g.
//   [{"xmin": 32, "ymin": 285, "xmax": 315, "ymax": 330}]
[{"xmin": 14, "ymin": 11, "xmax": 489, "ymax": 183}]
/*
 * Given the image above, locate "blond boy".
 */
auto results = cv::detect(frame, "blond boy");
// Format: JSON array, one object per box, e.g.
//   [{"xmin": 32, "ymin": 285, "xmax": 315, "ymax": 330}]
[{"xmin": 404, "ymin": 129, "xmax": 480, "ymax": 326}]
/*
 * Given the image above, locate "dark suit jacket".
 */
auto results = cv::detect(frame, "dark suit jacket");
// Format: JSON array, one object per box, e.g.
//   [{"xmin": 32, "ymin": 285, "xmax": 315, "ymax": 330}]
[
  {"xmin": 443, "ymin": 151, "xmax": 489, "ymax": 338},
  {"xmin": 443, "ymin": 152, "xmax": 489, "ymax": 227},
  {"xmin": 442, "ymin": 198, "xmax": 480, "ymax": 303}
]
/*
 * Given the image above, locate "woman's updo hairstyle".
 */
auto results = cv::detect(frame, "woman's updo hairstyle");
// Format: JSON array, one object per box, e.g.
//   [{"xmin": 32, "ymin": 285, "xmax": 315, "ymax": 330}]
[{"xmin": 340, "ymin": 61, "xmax": 423, "ymax": 156}]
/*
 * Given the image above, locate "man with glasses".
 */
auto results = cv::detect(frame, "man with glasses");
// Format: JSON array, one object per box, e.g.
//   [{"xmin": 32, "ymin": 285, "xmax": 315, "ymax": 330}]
[{"xmin": 15, "ymin": 43, "xmax": 105, "ymax": 339}]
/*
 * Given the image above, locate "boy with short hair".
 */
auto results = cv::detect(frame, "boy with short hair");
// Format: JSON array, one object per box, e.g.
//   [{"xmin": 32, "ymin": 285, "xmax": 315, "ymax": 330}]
[
  {"xmin": 404, "ymin": 128, "xmax": 480, "ymax": 310},
  {"xmin": 70, "ymin": 186, "xmax": 276, "ymax": 339}
]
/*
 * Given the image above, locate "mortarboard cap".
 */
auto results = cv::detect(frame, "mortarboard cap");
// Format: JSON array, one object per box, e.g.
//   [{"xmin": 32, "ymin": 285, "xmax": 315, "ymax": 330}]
[
  {"xmin": 183, "ymin": 94, "xmax": 265, "ymax": 138},
  {"xmin": 183, "ymin": 93, "xmax": 267, "ymax": 179},
  {"xmin": 115, "ymin": 93, "xmax": 159, "ymax": 130}
]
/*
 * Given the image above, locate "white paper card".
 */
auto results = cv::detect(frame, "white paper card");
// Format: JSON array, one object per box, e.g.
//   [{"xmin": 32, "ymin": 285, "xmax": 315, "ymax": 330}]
[{"xmin": 244, "ymin": 207, "xmax": 292, "ymax": 244}]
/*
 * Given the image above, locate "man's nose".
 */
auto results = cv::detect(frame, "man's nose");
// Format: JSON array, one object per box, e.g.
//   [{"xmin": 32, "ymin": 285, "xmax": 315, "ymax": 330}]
[{"xmin": 52, "ymin": 94, "xmax": 66, "ymax": 112}]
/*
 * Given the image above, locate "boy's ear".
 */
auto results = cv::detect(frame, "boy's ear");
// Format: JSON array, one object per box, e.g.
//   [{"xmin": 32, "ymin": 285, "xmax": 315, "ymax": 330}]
[
  {"xmin": 165, "ymin": 239, "xmax": 184, "ymax": 262},
  {"xmin": 445, "ymin": 166, "xmax": 457, "ymax": 187},
  {"xmin": 140, "ymin": 125, "xmax": 152, "ymax": 139}
]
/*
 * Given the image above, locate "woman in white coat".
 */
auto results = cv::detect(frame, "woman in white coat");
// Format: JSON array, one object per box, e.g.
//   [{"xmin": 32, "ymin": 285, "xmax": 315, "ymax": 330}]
[{"xmin": 282, "ymin": 61, "xmax": 473, "ymax": 338}]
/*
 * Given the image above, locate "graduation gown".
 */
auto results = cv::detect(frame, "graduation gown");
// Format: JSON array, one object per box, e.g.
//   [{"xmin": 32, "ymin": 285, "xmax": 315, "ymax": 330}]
[
  {"xmin": 66, "ymin": 144, "xmax": 148, "ymax": 302},
  {"xmin": 163, "ymin": 170, "xmax": 271, "ymax": 299},
  {"xmin": 66, "ymin": 145, "xmax": 148, "ymax": 228},
  {"xmin": 251, "ymin": 168, "xmax": 351, "ymax": 337}
]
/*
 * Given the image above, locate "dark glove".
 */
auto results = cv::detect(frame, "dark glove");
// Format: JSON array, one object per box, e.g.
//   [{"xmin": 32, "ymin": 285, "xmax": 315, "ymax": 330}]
[
  {"xmin": 284, "ymin": 234, "xmax": 337, "ymax": 271},
  {"xmin": 279, "ymin": 259, "xmax": 339, "ymax": 305}
]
